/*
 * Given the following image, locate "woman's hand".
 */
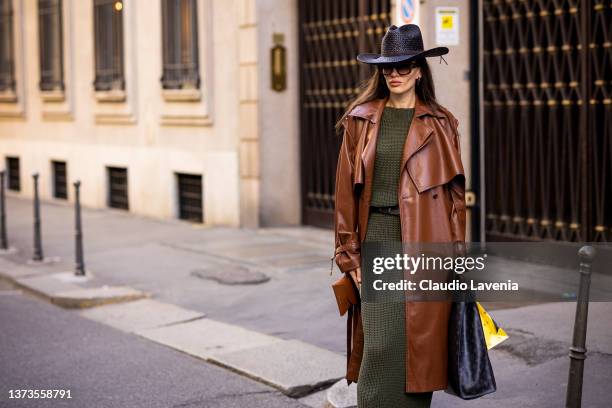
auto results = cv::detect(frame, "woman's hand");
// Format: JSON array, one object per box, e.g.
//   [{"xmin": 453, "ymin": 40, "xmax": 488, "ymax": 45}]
[{"xmin": 348, "ymin": 267, "xmax": 362, "ymax": 288}]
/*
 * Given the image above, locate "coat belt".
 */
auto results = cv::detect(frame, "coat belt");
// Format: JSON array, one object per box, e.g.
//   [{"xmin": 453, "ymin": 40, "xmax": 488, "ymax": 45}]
[{"xmin": 369, "ymin": 205, "xmax": 400, "ymax": 216}]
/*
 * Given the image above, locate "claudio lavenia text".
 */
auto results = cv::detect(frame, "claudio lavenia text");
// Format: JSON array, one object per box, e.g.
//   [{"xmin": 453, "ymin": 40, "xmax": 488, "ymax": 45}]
[{"xmin": 372, "ymin": 278, "xmax": 520, "ymax": 292}]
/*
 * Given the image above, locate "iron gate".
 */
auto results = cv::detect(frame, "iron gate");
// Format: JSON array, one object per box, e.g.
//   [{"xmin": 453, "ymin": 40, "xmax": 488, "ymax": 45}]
[
  {"xmin": 298, "ymin": 0, "xmax": 392, "ymax": 228},
  {"xmin": 483, "ymin": 0, "xmax": 611, "ymax": 242}
]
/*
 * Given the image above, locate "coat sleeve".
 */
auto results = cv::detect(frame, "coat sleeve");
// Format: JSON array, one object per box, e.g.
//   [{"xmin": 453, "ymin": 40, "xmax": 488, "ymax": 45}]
[
  {"xmin": 333, "ymin": 117, "xmax": 361, "ymax": 274},
  {"xmin": 446, "ymin": 115, "xmax": 467, "ymax": 257}
]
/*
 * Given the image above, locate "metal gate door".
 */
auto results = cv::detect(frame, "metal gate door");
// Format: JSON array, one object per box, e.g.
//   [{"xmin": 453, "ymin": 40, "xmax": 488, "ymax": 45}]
[
  {"xmin": 298, "ymin": 0, "xmax": 391, "ymax": 228},
  {"xmin": 483, "ymin": 0, "xmax": 611, "ymax": 242}
]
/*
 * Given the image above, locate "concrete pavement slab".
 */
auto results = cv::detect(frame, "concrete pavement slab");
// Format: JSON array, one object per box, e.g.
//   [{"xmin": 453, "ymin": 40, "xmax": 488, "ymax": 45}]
[
  {"xmin": 53, "ymin": 271, "xmax": 95, "ymax": 283},
  {"xmin": 210, "ymin": 242, "xmax": 317, "ymax": 260},
  {"xmin": 258, "ymin": 226, "xmax": 334, "ymax": 248},
  {"xmin": 13, "ymin": 273, "xmax": 148, "ymax": 308},
  {"xmin": 135, "ymin": 317, "xmax": 284, "ymax": 360},
  {"xmin": 0, "ymin": 256, "xmax": 54, "ymax": 280},
  {"xmin": 25, "ymin": 255, "xmax": 62, "ymax": 265},
  {"xmin": 496, "ymin": 327, "xmax": 568, "ymax": 365},
  {"xmin": 326, "ymin": 380, "xmax": 357, "ymax": 408},
  {"xmin": 0, "ymin": 246, "xmax": 18, "ymax": 255},
  {"xmin": 298, "ymin": 387, "xmax": 330, "ymax": 408},
  {"xmin": 432, "ymin": 347, "xmax": 612, "ymax": 407},
  {"xmin": 326, "ymin": 350, "xmax": 612, "ymax": 408},
  {"xmin": 15, "ymin": 273, "xmax": 81, "ymax": 294},
  {"xmin": 166, "ymin": 234, "xmax": 286, "ymax": 255},
  {"xmin": 262, "ymin": 252, "xmax": 330, "ymax": 269},
  {"xmin": 79, "ymin": 298, "xmax": 205, "ymax": 332},
  {"xmin": 326, "ymin": 302, "xmax": 612, "ymax": 407},
  {"xmin": 209, "ymin": 339, "xmax": 345, "ymax": 397},
  {"xmin": 487, "ymin": 301, "xmax": 612, "ymax": 354}
]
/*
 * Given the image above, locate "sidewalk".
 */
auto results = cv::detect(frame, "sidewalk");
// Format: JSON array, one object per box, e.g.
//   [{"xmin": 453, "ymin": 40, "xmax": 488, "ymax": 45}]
[{"xmin": 1, "ymin": 196, "xmax": 611, "ymax": 407}]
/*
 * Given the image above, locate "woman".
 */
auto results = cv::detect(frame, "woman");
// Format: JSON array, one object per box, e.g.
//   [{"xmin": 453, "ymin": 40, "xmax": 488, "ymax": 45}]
[{"xmin": 333, "ymin": 24, "xmax": 466, "ymax": 407}]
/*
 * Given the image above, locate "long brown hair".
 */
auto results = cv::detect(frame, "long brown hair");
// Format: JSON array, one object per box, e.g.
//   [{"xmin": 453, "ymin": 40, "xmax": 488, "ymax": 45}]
[{"xmin": 334, "ymin": 58, "xmax": 444, "ymax": 134}]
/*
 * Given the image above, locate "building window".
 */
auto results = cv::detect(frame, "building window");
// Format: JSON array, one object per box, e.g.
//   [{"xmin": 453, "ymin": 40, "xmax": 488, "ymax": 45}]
[
  {"xmin": 5, "ymin": 156, "xmax": 19, "ymax": 191},
  {"xmin": 38, "ymin": 0, "xmax": 64, "ymax": 91},
  {"xmin": 52, "ymin": 160, "xmax": 67, "ymax": 199},
  {"xmin": 107, "ymin": 166, "xmax": 128, "ymax": 210},
  {"xmin": 93, "ymin": 0, "xmax": 124, "ymax": 91},
  {"xmin": 0, "ymin": 0, "xmax": 16, "ymax": 93},
  {"xmin": 161, "ymin": 0, "xmax": 199, "ymax": 90},
  {"xmin": 176, "ymin": 173, "xmax": 202, "ymax": 222}
]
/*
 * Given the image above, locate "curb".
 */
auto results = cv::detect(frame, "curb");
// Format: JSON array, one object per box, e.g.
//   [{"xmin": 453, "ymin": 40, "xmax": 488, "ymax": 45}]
[
  {"xmin": 80, "ymin": 299, "xmax": 345, "ymax": 400},
  {"xmin": 0, "ymin": 256, "xmax": 343, "ymax": 402},
  {"xmin": 208, "ymin": 339, "xmax": 345, "ymax": 397},
  {"xmin": 0, "ymin": 260, "xmax": 148, "ymax": 309},
  {"xmin": 48, "ymin": 286, "xmax": 149, "ymax": 309}
]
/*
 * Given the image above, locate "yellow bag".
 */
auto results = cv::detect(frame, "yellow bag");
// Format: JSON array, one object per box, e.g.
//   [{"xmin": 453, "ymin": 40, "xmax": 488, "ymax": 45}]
[{"xmin": 477, "ymin": 302, "xmax": 509, "ymax": 350}]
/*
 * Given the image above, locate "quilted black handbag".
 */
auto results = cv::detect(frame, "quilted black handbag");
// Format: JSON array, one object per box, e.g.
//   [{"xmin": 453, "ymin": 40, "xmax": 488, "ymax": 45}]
[{"xmin": 446, "ymin": 286, "xmax": 497, "ymax": 399}]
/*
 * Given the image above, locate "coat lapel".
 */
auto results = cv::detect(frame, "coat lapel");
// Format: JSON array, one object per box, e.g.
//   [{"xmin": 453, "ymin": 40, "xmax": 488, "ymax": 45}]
[
  {"xmin": 348, "ymin": 95, "xmax": 437, "ymax": 188},
  {"xmin": 400, "ymin": 112, "xmax": 434, "ymax": 175},
  {"xmin": 360, "ymin": 98, "xmax": 385, "ymax": 185}
]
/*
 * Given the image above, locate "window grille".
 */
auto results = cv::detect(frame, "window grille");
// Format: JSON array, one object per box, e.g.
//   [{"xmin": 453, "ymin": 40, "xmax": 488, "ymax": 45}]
[
  {"xmin": 177, "ymin": 173, "xmax": 203, "ymax": 222},
  {"xmin": 161, "ymin": 0, "xmax": 200, "ymax": 90},
  {"xmin": 0, "ymin": 0, "xmax": 16, "ymax": 92},
  {"xmin": 299, "ymin": 0, "xmax": 391, "ymax": 228},
  {"xmin": 107, "ymin": 167, "xmax": 129, "ymax": 210},
  {"xmin": 5, "ymin": 156, "xmax": 20, "ymax": 191},
  {"xmin": 93, "ymin": 0, "xmax": 125, "ymax": 91},
  {"xmin": 38, "ymin": 0, "xmax": 64, "ymax": 91},
  {"xmin": 52, "ymin": 160, "xmax": 67, "ymax": 199}
]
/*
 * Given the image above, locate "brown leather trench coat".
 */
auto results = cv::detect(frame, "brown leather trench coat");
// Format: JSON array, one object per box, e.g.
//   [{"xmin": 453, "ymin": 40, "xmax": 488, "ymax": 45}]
[{"xmin": 333, "ymin": 94, "xmax": 466, "ymax": 393}]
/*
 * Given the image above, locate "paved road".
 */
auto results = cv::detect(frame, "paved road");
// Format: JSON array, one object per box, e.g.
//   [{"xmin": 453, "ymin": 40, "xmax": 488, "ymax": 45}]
[
  {"xmin": 2, "ymin": 196, "xmax": 612, "ymax": 407},
  {"xmin": 0, "ymin": 281, "xmax": 308, "ymax": 408},
  {"xmin": 1, "ymin": 196, "xmax": 348, "ymax": 355}
]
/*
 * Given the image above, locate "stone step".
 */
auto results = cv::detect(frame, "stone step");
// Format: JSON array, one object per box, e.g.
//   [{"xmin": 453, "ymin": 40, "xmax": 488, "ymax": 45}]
[{"xmin": 210, "ymin": 339, "xmax": 346, "ymax": 398}]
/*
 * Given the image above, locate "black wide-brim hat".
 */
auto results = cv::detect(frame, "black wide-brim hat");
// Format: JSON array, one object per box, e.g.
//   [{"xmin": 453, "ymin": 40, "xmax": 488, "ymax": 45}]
[{"xmin": 356, "ymin": 24, "xmax": 448, "ymax": 65}]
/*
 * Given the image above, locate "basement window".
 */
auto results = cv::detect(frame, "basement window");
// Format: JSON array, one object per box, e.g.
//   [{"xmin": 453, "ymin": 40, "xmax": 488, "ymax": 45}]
[
  {"xmin": 107, "ymin": 166, "xmax": 129, "ymax": 210},
  {"xmin": 52, "ymin": 160, "xmax": 67, "ymax": 199},
  {"xmin": 176, "ymin": 172, "xmax": 202, "ymax": 222}
]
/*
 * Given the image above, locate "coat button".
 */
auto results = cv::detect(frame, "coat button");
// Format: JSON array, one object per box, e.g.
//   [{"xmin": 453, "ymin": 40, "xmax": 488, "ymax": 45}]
[
  {"xmin": 433, "ymin": 193, "xmax": 438, "ymax": 199},
  {"xmin": 406, "ymin": 196, "xmax": 415, "ymax": 203}
]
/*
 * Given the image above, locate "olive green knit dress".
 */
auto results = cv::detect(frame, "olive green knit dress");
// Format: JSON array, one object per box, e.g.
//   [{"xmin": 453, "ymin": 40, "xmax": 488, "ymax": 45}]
[{"xmin": 357, "ymin": 106, "xmax": 433, "ymax": 408}]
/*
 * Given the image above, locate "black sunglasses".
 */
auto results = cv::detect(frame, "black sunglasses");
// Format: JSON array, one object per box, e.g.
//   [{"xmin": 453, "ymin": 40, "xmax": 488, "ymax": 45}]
[{"xmin": 380, "ymin": 61, "xmax": 417, "ymax": 76}]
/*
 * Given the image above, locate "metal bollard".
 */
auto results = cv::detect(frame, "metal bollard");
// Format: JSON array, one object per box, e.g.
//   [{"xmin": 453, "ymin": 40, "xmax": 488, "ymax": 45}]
[
  {"xmin": 0, "ymin": 170, "xmax": 7, "ymax": 250},
  {"xmin": 565, "ymin": 245, "xmax": 595, "ymax": 408},
  {"xmin": 32, "ymin": 173, "xmax": 44, "ymax": 261},
  {"xmin": 74, "ymin": 181, "xmax": 85, "ymax": 276}
]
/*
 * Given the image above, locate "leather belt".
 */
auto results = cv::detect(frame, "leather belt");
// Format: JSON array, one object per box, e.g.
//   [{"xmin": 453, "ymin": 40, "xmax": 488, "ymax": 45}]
[{"xmin": 369, "ymin": 205, "xmax": 400, "ymax": 216}]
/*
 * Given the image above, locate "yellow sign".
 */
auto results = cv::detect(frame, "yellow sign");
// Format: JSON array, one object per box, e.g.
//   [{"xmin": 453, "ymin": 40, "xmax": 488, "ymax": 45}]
[
  {"xmin": 441, "ymin": 15, "xmax": 453, "ymax": 29},
  {"xmin": 435, "ymin": 7, "xmax": 460, "ymax": 45}
]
